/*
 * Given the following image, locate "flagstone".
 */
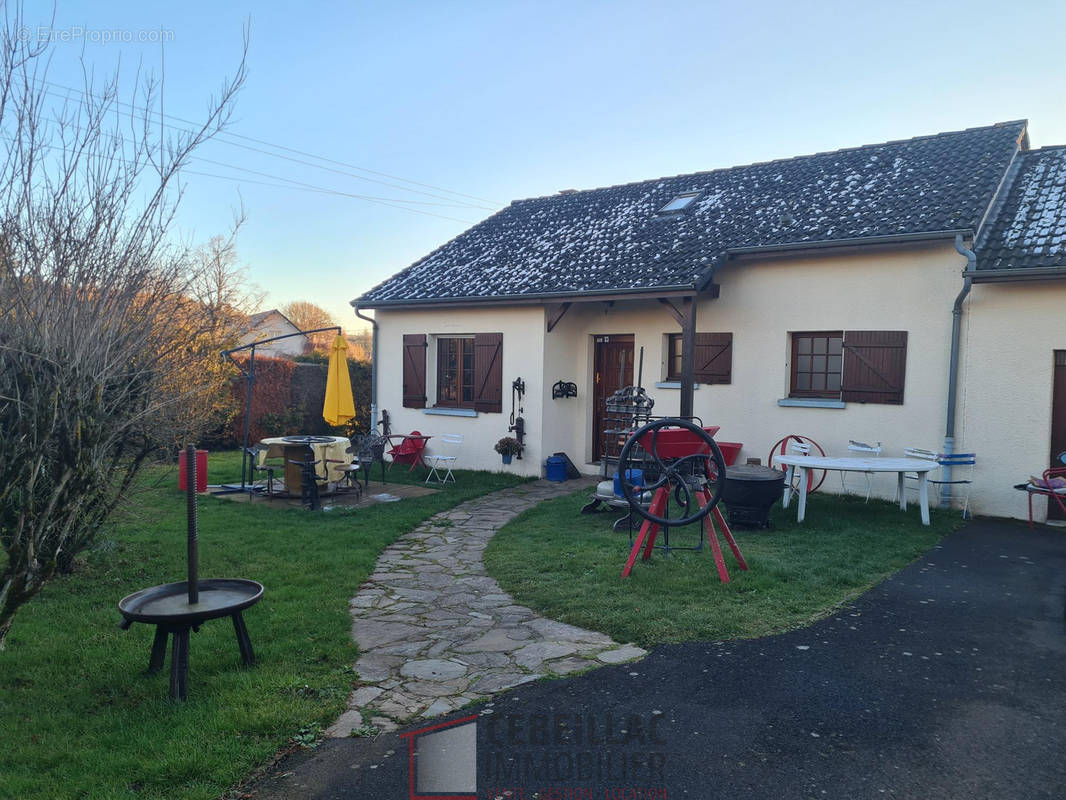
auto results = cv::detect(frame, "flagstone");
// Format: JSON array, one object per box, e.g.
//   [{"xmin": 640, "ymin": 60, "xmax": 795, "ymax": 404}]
[
  {"xmin": 336, "ymin": 477, "xmax": 648, "ymax": 730},
  {"xmin": 399, "ymin": 659, "xmax": 468, "ymax": 681}
]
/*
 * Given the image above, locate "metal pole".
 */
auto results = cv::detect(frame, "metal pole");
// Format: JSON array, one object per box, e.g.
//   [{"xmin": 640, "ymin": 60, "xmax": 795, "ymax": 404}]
[
  {"xmin": 680, "ymin": 296, "xmax": 696, "ymax": 419},
  {"xmin": 185, "ymin": 445, "xmax": 199, "ymax": 605},
  {"xmin": 219, "ymin": 325, "xmax": 343, "ymax": 494},
  {"xmin": 240, "ymin": 345, "xmax": 256, "ymax": 491}
]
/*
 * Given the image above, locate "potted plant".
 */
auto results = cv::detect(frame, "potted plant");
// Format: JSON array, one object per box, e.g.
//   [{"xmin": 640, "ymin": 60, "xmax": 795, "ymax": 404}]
[{"xmin": 494, "ymin": 436, "xmax": 523, "ymax": 465}]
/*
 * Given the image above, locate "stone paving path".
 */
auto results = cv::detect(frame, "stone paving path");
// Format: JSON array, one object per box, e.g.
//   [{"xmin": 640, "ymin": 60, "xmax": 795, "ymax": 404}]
[{"xmin": 326, "ymin": 478, "xmax": 647, "ymax": 736}]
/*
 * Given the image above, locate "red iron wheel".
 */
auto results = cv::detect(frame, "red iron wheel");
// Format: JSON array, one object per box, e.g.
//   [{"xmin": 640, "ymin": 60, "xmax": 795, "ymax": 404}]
[{"xmin": 767, "ymin": 435, "xmax": 828, "ymax": 493}]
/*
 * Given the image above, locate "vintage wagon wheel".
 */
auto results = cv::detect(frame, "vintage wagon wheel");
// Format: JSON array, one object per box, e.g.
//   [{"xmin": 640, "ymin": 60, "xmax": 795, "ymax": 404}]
[
  {"xmin": 618, "ymin": 418, "xmax": 727, "ymax": 528},
  {"xmin": 767, "ymin": 434, "xmax": 828, "ymax": 493}
]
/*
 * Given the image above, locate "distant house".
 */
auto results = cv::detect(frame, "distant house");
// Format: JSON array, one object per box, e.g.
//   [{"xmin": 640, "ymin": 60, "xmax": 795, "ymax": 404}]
[
  {"xmin": 238, "ymin": 309, "xmax": 310, "ymax": 359},
  {"xmin": 353, "ymin": 120, "xmax": 1066, "ymax": 522}
]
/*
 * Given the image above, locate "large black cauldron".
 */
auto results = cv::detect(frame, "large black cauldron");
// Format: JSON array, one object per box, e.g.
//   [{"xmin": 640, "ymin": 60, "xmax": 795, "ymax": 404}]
[{"xmin": 721, "ymin": 464, "xmax": 785, "ymax": 528}]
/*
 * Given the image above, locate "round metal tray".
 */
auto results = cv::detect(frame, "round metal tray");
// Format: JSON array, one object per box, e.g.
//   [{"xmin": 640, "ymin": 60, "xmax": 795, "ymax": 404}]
[{"xmin": 118, "ymin": 579, "xmax": 264, "ymax": 625}]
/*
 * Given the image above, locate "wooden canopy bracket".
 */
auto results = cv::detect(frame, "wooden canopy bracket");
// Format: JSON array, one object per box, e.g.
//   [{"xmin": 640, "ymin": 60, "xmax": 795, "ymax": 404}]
[
  {"xmin": 659, "ymin": 298, "xmax": 684, "ymax": 326},
  {"xmin": 546, "ymin": 302, "xmax": 572, "ymax": 333}
]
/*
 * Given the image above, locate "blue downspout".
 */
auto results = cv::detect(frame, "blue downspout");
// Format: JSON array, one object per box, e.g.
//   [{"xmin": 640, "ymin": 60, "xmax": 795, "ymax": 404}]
[{"xmin": 945, "ymin": 234, "xmax": 976, "ymax": 508}]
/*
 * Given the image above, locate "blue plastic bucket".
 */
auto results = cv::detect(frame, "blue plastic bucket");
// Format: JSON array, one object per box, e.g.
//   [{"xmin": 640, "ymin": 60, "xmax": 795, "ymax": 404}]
[
  {"xmin": 545, "ymin": 456, "xmax": 568, "ymax": 482},
  {"xmin": 614, "ymin": 468, "xmax": 644, "ymax": 496}
]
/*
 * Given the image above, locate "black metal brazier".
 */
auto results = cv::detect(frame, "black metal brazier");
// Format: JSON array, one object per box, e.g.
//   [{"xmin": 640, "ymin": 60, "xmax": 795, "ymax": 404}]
[{"xmin": 721, "ymin": 464, "xmax": 785, "ymax": 528}]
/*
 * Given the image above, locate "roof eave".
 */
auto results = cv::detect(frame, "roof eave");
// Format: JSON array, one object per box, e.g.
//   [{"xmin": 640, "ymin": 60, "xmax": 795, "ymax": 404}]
[
  {"xmin": 723, "ymin": 229, "xmax": 974, "ymax": 260},
  {"xmin": 352, "ymin": 283, "xmax": 701, "ymax": 310},
  {"xmin": 971, "ymin": 266, "xmax": 1066, "ymax": 283}
]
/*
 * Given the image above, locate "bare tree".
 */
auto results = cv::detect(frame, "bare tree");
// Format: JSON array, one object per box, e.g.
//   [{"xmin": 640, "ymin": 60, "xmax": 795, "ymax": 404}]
[
  {"xmin": 0, "ymin": 4, "xmax": 248, "ymax": 648},
  {"xmin": 280, "ymin": 299, "xmax": 337, "ymax": 353},
  {"xmin": 346, "ymin": 329, "xmax": 372, "ymax": 361},
  {"xmin": 154, "ymin": 232, "xmax": 264, "ymax": 444}
]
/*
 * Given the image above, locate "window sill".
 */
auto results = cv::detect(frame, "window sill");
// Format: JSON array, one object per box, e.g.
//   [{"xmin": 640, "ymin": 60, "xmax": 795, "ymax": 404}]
[
  {"xmin": 777, "ymin": 397, "xmax": 846, "ymax": 409},
  {"xmin": 423, "ymin": 407, "xmax": 478, "ymax": 417},
  {"xmin": 655, "ymin": 381, "xmax": 701, "ymax": 390}
]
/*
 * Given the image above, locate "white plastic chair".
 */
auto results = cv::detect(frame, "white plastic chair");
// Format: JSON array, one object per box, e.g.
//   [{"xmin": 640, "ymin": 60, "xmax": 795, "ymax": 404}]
[
  {"xmin": 902, "ymin": 448, "xmax": 976, "ymax": 518},
  {"xmin": 841, "ymin": 440, "xmax": 882, "ymax": 501},
  {"xmin": 425, "ymin": 434, "xmax": 463, "ymax": 484}
]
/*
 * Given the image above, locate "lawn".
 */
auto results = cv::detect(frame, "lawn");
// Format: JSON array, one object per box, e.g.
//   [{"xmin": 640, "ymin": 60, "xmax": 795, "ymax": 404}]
[
  {"xmin": 0, "ymin": 451, "xmax": 525, "ymax": 800},
  {"xmin": 484, "ymin": 488, "xmax": 966, "ymax": 646}
]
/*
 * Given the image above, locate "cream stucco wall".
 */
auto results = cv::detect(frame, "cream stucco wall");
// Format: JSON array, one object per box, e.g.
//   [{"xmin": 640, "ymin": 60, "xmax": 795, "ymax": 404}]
[
  {"xmin": 374, "ymin": 307, "xmax": 547, "ymax": 476},
  {"xmin": 372, "ymin": 242, "xmax": 1062, "ymax": 520},
  {"xmin": 956, "ymin": 281, "xmax": 1066, "ymax": 522},
  {"xmin": 541, "ymin": 243, "xmax": 965, "ymax": 502}
]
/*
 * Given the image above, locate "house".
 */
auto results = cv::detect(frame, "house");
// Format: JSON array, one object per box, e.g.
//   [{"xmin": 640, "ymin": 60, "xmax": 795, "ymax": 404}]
[
  {"xmin": 238, "ymin": 309, "xmax": 310, "ymax": 359},
  {"xmin": 352, "ymin": 120, "xmax": 1066, "ymax": 523}
]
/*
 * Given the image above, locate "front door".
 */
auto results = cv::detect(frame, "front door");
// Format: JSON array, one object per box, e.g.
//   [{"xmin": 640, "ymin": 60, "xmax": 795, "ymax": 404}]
[
  {"xmin": 1051, "ymin": 351, "xmax": 1066, "ymax": 519},
  {"xmin": 592, "ymin": 335, "xmax": 634, "ymax": 462}
]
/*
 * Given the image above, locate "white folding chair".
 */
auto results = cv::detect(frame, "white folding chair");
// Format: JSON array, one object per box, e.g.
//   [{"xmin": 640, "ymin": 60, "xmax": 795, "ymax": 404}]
[
  {"xmin": 841, "ymin": 440, "xmax": 882, "ymax": 501},
  {"xmin": 903, "ymin": 448, "xmax": 976, "ymax": 518},
  {"xmin": 783, "ymin": 441, "xmax": 810, "ymax": 505},
  {"xmin": 425, "ymin": 433, "xmax": 463, "ymax": 484}
]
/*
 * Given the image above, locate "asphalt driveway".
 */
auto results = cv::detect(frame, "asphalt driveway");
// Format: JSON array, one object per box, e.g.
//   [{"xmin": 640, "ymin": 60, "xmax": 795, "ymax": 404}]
[{"xmin": 245, "ymin": 518, "xmax": 1066, "ymax": 800}]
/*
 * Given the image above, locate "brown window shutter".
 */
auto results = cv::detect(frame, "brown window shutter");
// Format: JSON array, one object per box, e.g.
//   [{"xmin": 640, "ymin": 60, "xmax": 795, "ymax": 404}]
[
  {"xmin": 402, "ymin": 333, "xmax": 427, "ymax": 408},
  {"xmin": 693, "ymin": 332, "xmax": 732, "ymax": 384},
  {"xmin": 473, "ymin": 332, "xmax": 503, "ymax": 413},
  {"xmin": 841, "ymin": 331, "xmax": 907, "ymax": 404}
]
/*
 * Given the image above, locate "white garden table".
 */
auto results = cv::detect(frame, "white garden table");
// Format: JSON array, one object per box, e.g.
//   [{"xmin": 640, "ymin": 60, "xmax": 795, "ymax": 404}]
[{"xmin": 773, "ymin": 455, "xmax": 939, "ymax": 525}]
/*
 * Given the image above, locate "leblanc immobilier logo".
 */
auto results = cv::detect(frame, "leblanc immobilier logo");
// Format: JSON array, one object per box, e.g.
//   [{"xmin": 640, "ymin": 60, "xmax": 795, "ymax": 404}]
[{"xmin": 402, "ymin": 715, "xmax": 479, "ymax": 800}]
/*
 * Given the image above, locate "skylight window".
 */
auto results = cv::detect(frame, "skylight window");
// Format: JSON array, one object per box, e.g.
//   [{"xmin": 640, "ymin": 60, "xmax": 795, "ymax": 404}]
[{"xmin": 657, "ymin": 192, "xmax": 700, "ymax": 214}]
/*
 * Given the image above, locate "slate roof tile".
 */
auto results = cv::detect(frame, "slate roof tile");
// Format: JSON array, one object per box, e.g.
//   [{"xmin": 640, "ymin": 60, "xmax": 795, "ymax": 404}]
[
  {"xmin": 358, "ymin": 121, "xmax": 1027, "ymax": 304},
  {"xmin": 976, "ymin": 146, "xmax": 1066, "ymax": 270}
]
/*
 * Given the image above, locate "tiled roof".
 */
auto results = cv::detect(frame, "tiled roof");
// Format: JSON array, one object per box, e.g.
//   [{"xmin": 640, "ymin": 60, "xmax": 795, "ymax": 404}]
[
  {"xmin": 358, "ymin": 121, "xmax": 1027, "ymax": 304},
  {"xmin": 977, "ymin": 147, "xmax": 1066, "ymax": 270}
]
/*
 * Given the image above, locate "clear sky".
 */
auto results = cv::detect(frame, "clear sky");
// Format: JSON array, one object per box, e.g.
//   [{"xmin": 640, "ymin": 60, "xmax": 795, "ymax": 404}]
[{"xmin": 29, "ymin": 0, "xmax": 1066, "ymax": 331}]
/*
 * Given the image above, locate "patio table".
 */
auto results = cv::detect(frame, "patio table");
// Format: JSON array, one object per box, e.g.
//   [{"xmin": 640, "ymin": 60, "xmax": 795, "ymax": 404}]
[
  {"xmin": 774, "ymin": 454, "xmax": 938, "ymax": 525},
  {"xmin": 258, "ymin": 435, "xmax": 350, "ymax": 494}
]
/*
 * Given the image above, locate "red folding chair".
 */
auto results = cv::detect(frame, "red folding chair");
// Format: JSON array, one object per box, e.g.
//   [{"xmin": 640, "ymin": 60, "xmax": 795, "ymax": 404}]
[
  {"xmin": 1017, "ymin": 463, "xmax": 1066, "ymax": 527},
  {"xmin": 387, "ymin": 431, "xmax": 429, "ymax": 472}
]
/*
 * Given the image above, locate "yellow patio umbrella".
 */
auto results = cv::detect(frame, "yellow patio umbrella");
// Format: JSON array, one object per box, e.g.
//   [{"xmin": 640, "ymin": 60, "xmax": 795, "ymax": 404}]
[{"xmin": 323, "ymin": 334, "xmax": 356, "ymax": 426}]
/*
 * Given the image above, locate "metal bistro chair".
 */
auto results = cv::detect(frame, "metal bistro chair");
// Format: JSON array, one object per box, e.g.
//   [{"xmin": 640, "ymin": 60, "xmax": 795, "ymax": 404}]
[
  {"xmin": 287, "ymin": 444, "xmax": 322, "ymax": 511},
  {"xmin": 841, "ymin": 440, "xmax": 882, "ymax": 502},
  {"xmin": 351, "ymin": 433, "xmax": 388, "ymax": 487},
  {"xmin": 328, "ymin": 442, "xmax": 364, "ymax": 500},
  {"xmin": 903, "ymin": 448, "xmax": 976, "ymax": 518},
  {"xmin": 425, "ymin": 433, "xmax": 463, "ymax": 484},
  {"xmin": 245, "ymin": 445, "xmax": 280, "ymax": 500}
]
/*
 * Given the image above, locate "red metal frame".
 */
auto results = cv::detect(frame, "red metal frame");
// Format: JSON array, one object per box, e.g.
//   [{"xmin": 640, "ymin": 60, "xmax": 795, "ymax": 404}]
[
  {"xmin": 768, "ymin": 434, "xmax": 828, "ymax": 493},
  {"xmin": 621, "ymin": 484, "xmax": 748, "ymax": 582},
  {"xmin": 1022, "ymin": 466, "xmax": 1066, "ymax": 527},
  {"xmin": 387, "ymin": 432, "xmax": 431, "ymax": 471}
]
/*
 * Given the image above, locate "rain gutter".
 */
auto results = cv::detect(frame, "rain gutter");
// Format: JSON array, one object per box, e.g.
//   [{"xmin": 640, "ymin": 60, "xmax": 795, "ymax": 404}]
[
  {"xmin": 723, "ymin": 229, "xmax": 973, "ymax": 258},
  {"xmin": 354, "ymin": 284, "xmax": 698, "ymax": 310},
  {"xmin": 969, "ymin": 266, "xmax": 1066, "ymax": 283}
]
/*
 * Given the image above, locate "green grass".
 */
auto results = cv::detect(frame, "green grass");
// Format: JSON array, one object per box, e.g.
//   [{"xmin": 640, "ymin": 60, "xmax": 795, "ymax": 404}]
[
  {"xmin": 484, "ymin": 489, "xmax": 965, "ymax": 647},
  {"xmin": 0, "ymin": 451, "xmax": 525, "ymax": 800}
]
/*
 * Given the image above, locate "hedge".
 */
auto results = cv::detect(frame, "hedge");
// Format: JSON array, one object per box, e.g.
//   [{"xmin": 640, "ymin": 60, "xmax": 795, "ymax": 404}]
[{"xmin": 208, "ymin": 356, "xmax": 371, "ymax": 447}]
